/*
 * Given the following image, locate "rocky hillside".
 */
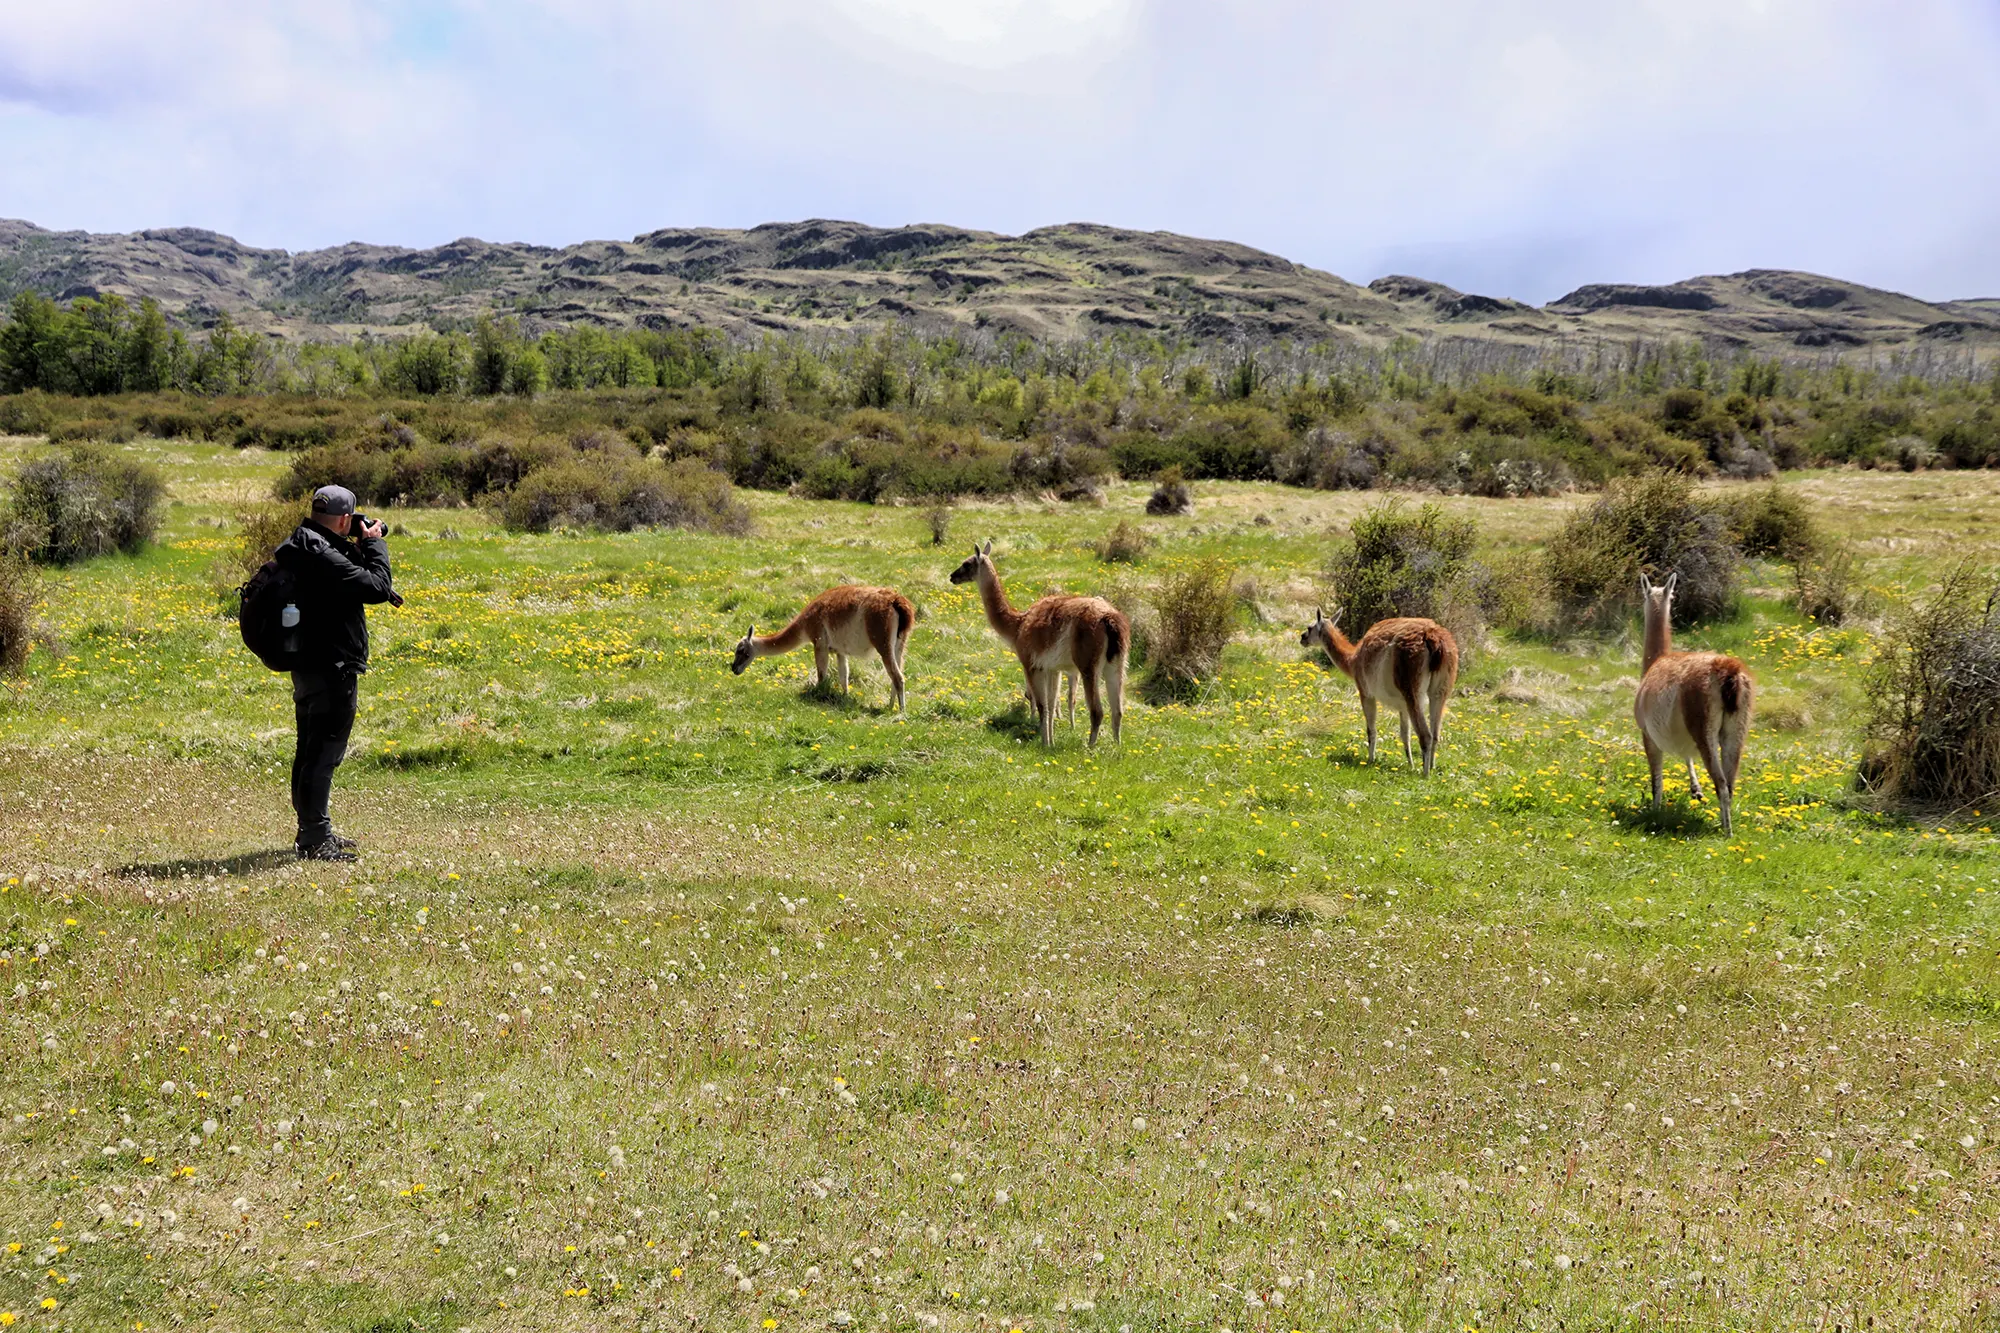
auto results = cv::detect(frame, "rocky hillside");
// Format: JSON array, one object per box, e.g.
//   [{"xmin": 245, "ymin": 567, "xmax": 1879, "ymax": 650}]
[{"xmin": 2, "ymin": 216, "xmax": 1994, "ymax": 355}]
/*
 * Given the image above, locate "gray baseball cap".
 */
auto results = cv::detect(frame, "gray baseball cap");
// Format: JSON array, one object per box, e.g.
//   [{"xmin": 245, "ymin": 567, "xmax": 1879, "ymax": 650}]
[{"xmin": 310, "ymin": 485, "xmax": 357, "ymax": 516}]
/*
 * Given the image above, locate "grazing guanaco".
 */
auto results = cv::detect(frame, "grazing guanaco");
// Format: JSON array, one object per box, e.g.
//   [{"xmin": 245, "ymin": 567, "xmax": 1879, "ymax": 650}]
[
  {"xmin": 731, "ymin": 585, "xmax": 914, "ymax": 711},
  {"xmin": 1634, "ymin": 572, "xmax": 1754, "ymax": 833},
  {"xmin": 1300, "ymin": 607, "xmax": 1459, "ymax": 775},
  {"xmin": 949, "ymin": 540, "xmax": 1127, "ymax": 747}
]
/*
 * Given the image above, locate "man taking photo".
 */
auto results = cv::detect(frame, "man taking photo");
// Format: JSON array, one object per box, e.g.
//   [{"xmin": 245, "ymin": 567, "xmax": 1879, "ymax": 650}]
[{"xmin": 276, "ymin": 485, "xmax": 397, "ymax": 862}]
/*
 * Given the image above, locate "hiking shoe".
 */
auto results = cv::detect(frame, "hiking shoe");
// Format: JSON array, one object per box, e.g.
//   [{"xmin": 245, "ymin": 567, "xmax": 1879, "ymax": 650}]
[
  {"xmin": 298, "ymin": 840, "xmax": 358, "ymax": 863},
  {"xmin": 326, "ymin": 831, "xmax": 359, "ymax": 851}
]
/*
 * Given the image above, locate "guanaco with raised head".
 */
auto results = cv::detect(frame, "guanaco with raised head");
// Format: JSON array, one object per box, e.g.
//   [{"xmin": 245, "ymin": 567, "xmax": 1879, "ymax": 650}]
[
  {"xmin": 731, "ymin": 585, "xmax": 914, "ymax": 711},
  {"xmin": 1300, "ymin": 607, "xmax": 1459, "ymax": 775},
  {"xmin": 1634, "ymin": 572, "xmax": 1754, "ymax": 833},
  {"xmin": 949, "ymin": 540, "xmax": 1127, "ymax": 747}
]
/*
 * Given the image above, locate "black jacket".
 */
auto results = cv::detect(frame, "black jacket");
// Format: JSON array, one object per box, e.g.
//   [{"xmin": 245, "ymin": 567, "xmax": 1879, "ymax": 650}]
[{"xmin": 275, "ymin": 520, "xmax": 395, "ymax": 672}]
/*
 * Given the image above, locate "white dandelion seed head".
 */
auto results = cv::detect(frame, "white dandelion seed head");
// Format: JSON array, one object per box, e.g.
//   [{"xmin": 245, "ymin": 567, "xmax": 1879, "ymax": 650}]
[
  {"xmin": 159, "ymin": 1081, "xmax": 177, "ymax": 1097},
  {"xmin": 1132, "ymin": 1116, "xmax": 1148, "ymax": 1131},
  {"xmin": 1555, "ymin": 1254, "xmax": 1574, "ymax": 1271}
]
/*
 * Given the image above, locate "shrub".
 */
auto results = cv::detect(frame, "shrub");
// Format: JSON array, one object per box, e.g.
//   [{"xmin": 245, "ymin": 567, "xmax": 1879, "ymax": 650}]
[
  {"xmin": 1863, "ymin": 565, "xmax": 2000, "ymax": 807},
  {"xmin": 1143, "ymin": 558, "xmax": 1236, "ymax": 703},
  {"xmin": 1325, "ymin": 500, "xmax": 1491, "ymax": 654},
  {"xmin": 1272, "ymin": 425, "xmax": 1387, "ymax": 490},
  {"xmin": 924, "ymin": 503, "xmax": 953, "ymax": 546},
  {"xmin": 0, "ymin": 392, "xmax": 56, "ymax": 437},
  {"xmin": 1544, "ymin": 472, "xmax": 1739, "ymax": 628},
  {"xmin": 234, "ymin": 500, "xmax": 307, "ymax": 582},
  {"xmin": 1716, "ymin": 484, "xmax": 1822, "ymax": 561},
  {"xmin": 1793, "ymin": 544, "xmax": 1870, "ymax": 626},
  {"xmin": 502, "ymin": 456, "xmax": 751, "ymax": 535},
  {"xmin": 0, "ymin": 554, "xmax": 37, "ymax": 675},
  {"xmin": 2, "ymin": 445, "xmax": 165, "ymax": 565},
  {"xmin": 1146, "ymin": 468, "xmax": 1192, "ymax": 516},
  {"xmin": 1095, "ymin": 519, "xmax": 1151, "ymax": 564}
]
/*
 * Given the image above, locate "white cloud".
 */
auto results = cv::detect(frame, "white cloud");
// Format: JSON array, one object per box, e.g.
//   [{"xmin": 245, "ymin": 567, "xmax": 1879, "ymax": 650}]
[{"xmin": 0, "ymin": 0, "xmax": 1996, "ymax": 301}]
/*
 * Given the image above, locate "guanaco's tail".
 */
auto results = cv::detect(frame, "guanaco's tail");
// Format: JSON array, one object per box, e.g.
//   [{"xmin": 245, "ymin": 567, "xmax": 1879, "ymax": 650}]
[
  {"xmin": 1720, "ymin": 665, "xmax": 1748, "ymax": 714},
  {"xmin": 1103, "ymin": 613, "xmax": 1125, "ymax": 664}
]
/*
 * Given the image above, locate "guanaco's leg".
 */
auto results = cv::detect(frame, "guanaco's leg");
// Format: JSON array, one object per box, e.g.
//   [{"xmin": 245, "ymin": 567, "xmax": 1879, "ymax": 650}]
[
  {"xmin": 1033, "ymin": 668, "xmax": 1059, "ymax": 746},
  {"xmin": 1643, "ymin": 734, "xmax": 1665, "ymax": 811},
  {"xmin": 1079, "ymin": 660, "xmax": 1105, "ymax": 748},
  {"xmin": 1103, "ymin": 652, "xmax": 1125, "ymax": 744},
  {"xmin": 867, "ymin": 616, "xmax": 904, "ymax": 712},
  {"xmin": 813, "ymin": 640, "xmax": 830, "ymax": 688},
  {"xmin": 1427, "ymin": 680, "xmax": 1449, "ymax": 773},
  {"xmin": 1693, "ymin": 732, "xmax": 1731, "ymax": 835},
  {"xmin": 1402, "ymin": 685, "xmax": 1434, "ymax": 777},
  {"xmin": 1685, "ymin": 759, "xmax": 1704, "ymax": 802},
  {"xmin": 1361, "ymin": 695, "xmax": 1379, "ymax": 763}
]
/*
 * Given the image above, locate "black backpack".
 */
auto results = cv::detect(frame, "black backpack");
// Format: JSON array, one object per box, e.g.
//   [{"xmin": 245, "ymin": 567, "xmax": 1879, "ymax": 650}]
[{"xmin": 239, "ymin": 558, "xmax": 305, "ymax": 672}]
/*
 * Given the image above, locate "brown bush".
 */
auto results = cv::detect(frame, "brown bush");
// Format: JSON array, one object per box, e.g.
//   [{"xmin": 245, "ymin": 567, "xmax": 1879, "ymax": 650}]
[
  {"xmin": 1146, "ymin": 467, "xmax": 1192, "ymax": 516},
  {"xmin": 1143, "ymin": 558, "xmax": 1236, "ymax": 702},
  {"xmin": 1863, "ymin": 564, "xmax": 2000, "ymax": 807},
  {"xmin": 502, "ymin": 455, "xmax": 751, "ymax": 535},
  {"xmin": 1326, "ymin": 499, "xmax": 1493, "ymax": 656},
  {"xmin": 1793, "ymin": 544, "xmax": 1870, "ymax": 626},
  {"xmin": 2, "ymin": 444, "xmax": 166, "ymax": 565},
  {"xmin": 1715, "ymin": 484, "xmax": 1822, "ymax": 561},
  {"xmin": 0, "ymin": 553, "xmax": 38, "ymax": 675},
  {"xmin": 1094, "ymin": 519, "xmax": 1151, "ymax": 563},
  {"xmin": 235, "ymin": 500, "xmax": 307, "ymax": 581},
  {"xmin": 1544, "ymin": 472, "xmax": 1739, "ymax": 628}
]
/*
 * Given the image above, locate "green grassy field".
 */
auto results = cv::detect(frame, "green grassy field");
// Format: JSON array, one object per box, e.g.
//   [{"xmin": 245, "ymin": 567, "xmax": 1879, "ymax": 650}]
[{"xmin": 1, "ymin": 438, "xmax": 1996, "ymax": 1331}]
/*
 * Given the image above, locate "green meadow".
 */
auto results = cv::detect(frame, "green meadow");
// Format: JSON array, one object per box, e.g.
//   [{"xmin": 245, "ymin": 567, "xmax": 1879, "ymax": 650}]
[{"xmin": 0, "ymin": 436, "xmax": 1995, "ymax": 1331}]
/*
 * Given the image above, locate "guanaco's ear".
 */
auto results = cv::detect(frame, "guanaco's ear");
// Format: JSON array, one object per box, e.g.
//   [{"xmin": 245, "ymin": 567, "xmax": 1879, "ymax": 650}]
[
  {"xmin": 1639, "ymin": 572, "xmax": 1652, "ymax": 597},
  {"xmin": 743, "ymin": 624, "xmax": 753, "ymax": 640},
  {"xmin": 1664, "ymin": 571, "xmax": 1679, "ymax": 598},
  {"xmin": 981, "ymin": 538, "xmax": 993, "ymax": 555}
]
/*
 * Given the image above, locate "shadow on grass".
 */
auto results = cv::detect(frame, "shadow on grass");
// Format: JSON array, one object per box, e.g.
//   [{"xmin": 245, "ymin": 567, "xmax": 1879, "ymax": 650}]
[
  {"xmin": 116, "ymin": 847, "xmax": 298, "ymax": 879},
  {"xmin": 1606, "ymin": 798, "xmax": 1718, "ymax": 837},
  {"xmin": 985, "ymin": 702, "xmax": 1042, "ymax": 742},
  {"xmin": 799, "ymin": 678, "xmax": 903, "ymax": 716},
  {"xmin": 1318, "ymin": 745, "xmax": 1396, "ymax": 771}
]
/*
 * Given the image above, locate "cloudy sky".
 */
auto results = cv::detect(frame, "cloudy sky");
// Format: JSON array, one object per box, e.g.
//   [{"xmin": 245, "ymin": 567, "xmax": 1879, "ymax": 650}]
[{"xmin": 2, "ymin": 0, "xmax": 1997, "ymax": 304}]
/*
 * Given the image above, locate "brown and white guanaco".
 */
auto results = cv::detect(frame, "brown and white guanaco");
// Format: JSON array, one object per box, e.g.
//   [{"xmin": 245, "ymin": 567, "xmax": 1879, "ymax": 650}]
[
  {"xmin": 950, "ymin": 540, "xmax": 1127, "ymax": 747},
  {"xmin": 1634, "ymin": 572, "xmax": 1754, "ymax": 833},
  {"xmin": 732, "ymin": 585, "xmax": 914, "ymax": 711},
  {"xmin": 1301, "ymin": 607, "xmax": 1459, "ymax": 775}
]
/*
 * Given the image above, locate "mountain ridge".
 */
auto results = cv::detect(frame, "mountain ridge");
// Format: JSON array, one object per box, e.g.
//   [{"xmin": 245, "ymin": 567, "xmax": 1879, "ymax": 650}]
[{"xmin": 2, "ymin": 216, "xmax": 1994, "ymax": 357}]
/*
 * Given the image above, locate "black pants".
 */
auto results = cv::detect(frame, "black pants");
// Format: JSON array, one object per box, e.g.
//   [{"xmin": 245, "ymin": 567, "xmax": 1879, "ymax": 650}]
[{"xmin": 291, "ymin": 669, "xmax": 359, "ymax": 850}]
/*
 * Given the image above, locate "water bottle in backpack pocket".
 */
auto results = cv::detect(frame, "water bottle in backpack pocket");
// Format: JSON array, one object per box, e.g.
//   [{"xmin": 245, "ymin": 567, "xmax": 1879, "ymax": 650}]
[{"xmin": 240, "ymin": 560, "xmax": 306, "ymax": 672}]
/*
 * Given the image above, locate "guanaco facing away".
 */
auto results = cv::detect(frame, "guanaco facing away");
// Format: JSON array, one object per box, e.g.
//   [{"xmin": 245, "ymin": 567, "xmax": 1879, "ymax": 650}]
[
  {"xmin": 1634, "ymin": 572, "xmax": 1754, "ymax": 834},
  {"xmin": 731, "ymin": 585, "xmax": 914, "ymax": 711},
  {"xmin": 950, "ymin": 540, "xmax": 1128, "ymax": 747},
  {"xmin": 1300, "ymin": 607, "xmax": 1460, "ymax": 775}
]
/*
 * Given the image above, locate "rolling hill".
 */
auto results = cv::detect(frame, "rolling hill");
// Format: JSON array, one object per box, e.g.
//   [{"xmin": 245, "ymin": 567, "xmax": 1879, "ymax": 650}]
[{"xmin": 2, "ymin": 216, "xmax": 1994, "ymax": 356}]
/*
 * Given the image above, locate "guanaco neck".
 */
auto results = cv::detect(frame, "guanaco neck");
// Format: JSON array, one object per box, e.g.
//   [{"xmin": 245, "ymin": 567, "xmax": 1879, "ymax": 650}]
[
  {"xmin": 752, "ymin": 611, "xmax": 814, "ymax": 658},
  {"xmin": 1317, "ymin": 626, "xmax": 1359, "ymax": 678},
  {"xmin": 975, "ymin": 563, "xmax": 1024, "ymax": 647},
  {"xmin": 1642, "ymin": 601, "xmax": 1673, "ymax": 673}
]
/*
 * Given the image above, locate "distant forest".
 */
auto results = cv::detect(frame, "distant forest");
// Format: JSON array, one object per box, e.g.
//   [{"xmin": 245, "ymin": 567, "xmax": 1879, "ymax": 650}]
[{"xmin": 1, "ymin": 289, "xmax": 1997, "ymax": 508}]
